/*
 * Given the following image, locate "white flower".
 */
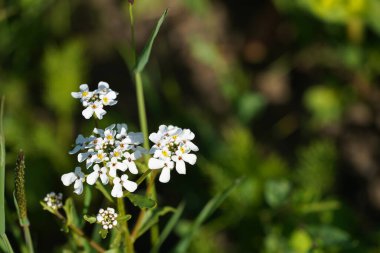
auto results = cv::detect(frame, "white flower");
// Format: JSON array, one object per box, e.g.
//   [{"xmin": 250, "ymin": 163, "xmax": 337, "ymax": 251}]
[
  {"xmin": 100, "ymin": 91, "xmax": 117, "ymax": 106},
  {"xmin": 61, "ymin": 167, "xmax": 85, "ymax": 195},
  {"xmin": 108, "ymin": 157, "xmax": 127, "ymax": 177},
  {"xmin": 97, "ymin": 207, "xmax": 118, "ymax": 230},
  {"xmin": 71, "ymin": 84, "xmax": 92, "ymax": 101},
  {"xmin": 72, "ymin": 81, "xmax": 118, "ymax": 120},
  {"xmin": 148, "ymin": 158, "xmax": 174, "ymax": 183},
  {"xmin": 86, "ymin": 164, "xmax": 109, "ymax": 185},
  {"xmin": 148, "ymin": 125, "xmax": 198, "ymax": 183},
  {"xmin": 43, "ymin": 192, "xmax": 63, "ymax": 210},
  {"xmin": 82, "ymin": 101, "xmax": 106, "ymax": 119},
  {"xmin": 111, "ymin": 177, "xmax": 124, "ymax": 198},
  {"xmin": 172, "ymin": 150, "xmax": 197, "ymax": 175},
  {"xmin": 123, "ymin": 152, "xmax": 139, "ymax": 174},
  {"xmin": 111, "ymin": 175, "xmax": 137, "ymax": 198},
  {"xmin": 69, "ymin": 124, "xmax": 145, "ymax": 198}
]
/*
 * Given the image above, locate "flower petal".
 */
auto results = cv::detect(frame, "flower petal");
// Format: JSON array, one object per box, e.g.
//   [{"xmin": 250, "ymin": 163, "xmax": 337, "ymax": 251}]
[
  {"xmin": 71, "ymin": 92, "xmax": 82, "ymax": 99},
  {"xmin": 111, "ymin": 183, "xmax": 123, "ymax": 198},
  {"xmin": 86, "ymin": 171, "xmax": 99, "ymax": 185},
  {"xmin": 128, "ymin": 161, "xmax": 138, "ymax": 174},
  {"xmin": 149, "ymin": 133, "xmax": 161, "ymax": 143},
  {"xmin": 82, "ymin": 106, "xmax": 94, "ymax": 119},
  {"xmin": 100, "ymin": 173, "xmax": 109, "ymax": 185},
  {"xmin": 175, "ymin": 160, "xmax": 186, "ymax": 174},
  {"xmin": 78, "ymin": 152, "xmax": 90, "ymax": 162},
  {"xmin": 159, "ymin": 167, "xmax": 171, "ymax": 183},
  {"xmin": 148, "ymin": 158, "xmax": 165, "ymax": 170},
  {"xmin": 61, "ymin": 172, "xmax": 77, "ymax": 186},
  {"xmin": 69, "ymin": 145, "xmax": 82, "ymax": 155},
  {"xmin": 186, "ymin": 141, "xmax": 199, "ymax": 152},
  {"xmin": 122, "ymin": 180, "xmax": 137, "ymax": 192},
  {"xmin": 182, "ymin": 154, "xmax": 197, "ymax": 165},
  {"xmin": 73, "ymin": 179, "xmax": 84, "ymax": 195}
]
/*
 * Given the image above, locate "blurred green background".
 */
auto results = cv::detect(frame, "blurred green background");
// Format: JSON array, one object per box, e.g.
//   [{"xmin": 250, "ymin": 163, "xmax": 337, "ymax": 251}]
[{"xmin": 2, "ymin": 0, "xmax": 380, "ymax": 252}]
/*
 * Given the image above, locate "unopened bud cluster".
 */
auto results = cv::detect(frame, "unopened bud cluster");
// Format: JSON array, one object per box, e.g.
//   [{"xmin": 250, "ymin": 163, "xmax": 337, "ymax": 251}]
[
  {"xmin": 44, "ymin": 192, "xmax": 63, "ymax": 210},
  {"xmin": 97, "ymin": 208, "xmax": 118, "ymax": 230}
]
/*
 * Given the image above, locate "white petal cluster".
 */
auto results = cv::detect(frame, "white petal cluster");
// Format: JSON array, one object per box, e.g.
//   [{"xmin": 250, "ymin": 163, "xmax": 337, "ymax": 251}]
[
  {"xmin": 97, "ymin": 208, "xmax": 118, "ymax": 230},
  {"xmin": 43, "ymin": 192, "xmax": 63, "ymax": 210},
  {"xmin": 71, "ymin": 82, "xmax": 118, "ymax": 120},
  {"xmin": 62, "ymin": 124, "xmax": 143, "ymax": 197},
  {"xmin": 148, "ymin": 125, "xmax": 198, "ymax": 183}
]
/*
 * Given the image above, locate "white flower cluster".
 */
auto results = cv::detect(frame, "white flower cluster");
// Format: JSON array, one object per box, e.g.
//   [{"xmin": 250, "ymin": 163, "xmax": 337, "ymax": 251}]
[
  {"xmin": 44, "ymin": 192, "xmax": 63, "ymax": 210},
  {"xmin": 148, "ymin": 125, "xmax": 198, "ymax": 183},
  {"xmin": 71, "ymin": 82, "xmax": 118, "ymax": 120},
  {"xmin": 97, "ymin": 207, "xmax": 118, "ymax": 230},
  {"xmin": 61, "ymin": 124, "xmax": 143, "ymax": 197}
]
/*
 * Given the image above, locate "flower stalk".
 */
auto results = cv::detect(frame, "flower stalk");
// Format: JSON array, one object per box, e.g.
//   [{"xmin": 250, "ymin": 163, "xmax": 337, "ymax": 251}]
[
  {"xmin": 128, "ymin": 3, "xmax": 159, "ymax": 245},
  {"xmin": 117, "ymin": 198, "xmax": 134, "ymax": 253},
  {"xmin": 53, "ymin": 211, "xmax": 106, "ymax": 253},
  {"xmin": 14, "ymin": 151, "xmax": 34, "ymax": 253}
]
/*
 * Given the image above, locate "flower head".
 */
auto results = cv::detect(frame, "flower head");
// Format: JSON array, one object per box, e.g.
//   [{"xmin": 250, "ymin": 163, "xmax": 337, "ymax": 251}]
[
  {"xmin": 148, "ymin": 125, "xmax": 198, "ymax": 183},
  {"xmin": 71, "ymin": 82, "xmax": 118, "ymax": 120},
  {"xmin": 62, "ymin": 124, "xmax": 144, "ymax": 197},
  {"xmin": 97, "ymin": 207, "xmax": 118, "ymax": 230},
  {"xmin": 44, "ymin": 192, "xmax": 63, "ymax": 210}
]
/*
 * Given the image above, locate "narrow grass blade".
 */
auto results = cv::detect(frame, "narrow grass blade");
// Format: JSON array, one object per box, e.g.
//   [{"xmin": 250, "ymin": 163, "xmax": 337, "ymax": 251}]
[
  {"xmin": 137, "ymin": 206, "xmax": 175, "ymax": 239},
  {"xmin": 172, "ymin": 178, "xmax": 242, "ymax": 253},
  {"xmin": 150, "ymin": 202, "xmax": 185, "ymax": 253},
  {"xmin": 134, "ymin": 9, "xmax": 168, "ymax": 73},
  {"xmin": 0, "ymin": 97, "xmax": 6, "ymax": 235},
  {"xmin": 0, "ymin": 234, "xmax": 14, "ymax": 253},
  {"xmin": 0, "ymin": 97, "xmax": 14, "ymax": 253}
]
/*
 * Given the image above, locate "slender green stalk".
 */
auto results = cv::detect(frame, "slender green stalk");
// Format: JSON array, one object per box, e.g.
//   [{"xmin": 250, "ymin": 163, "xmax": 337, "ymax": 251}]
[
  {"xmin": 128, "ymin": 3, "xmax": 136, "ymax": 66},
  {"xmin": 135, "ymin": 72, "xmax": 149, "ymax": 150},
  {"xmin": 14, "ymin": 151, "xmax": 34, "ymax": 253},
  {"xmin": 0, "ymin": 97, "xmax": 6, "ymax": 234},
  {"xmin": 117, "ymin": 198, "xmax": 134, "ymax": 253},
  {"xmin": 23, "ymin": 228, "xmax": 33, "ymax": 253},
  {"xmin": 54, "ymin": 211, "xmax": 105, "ymax": 253},
  {"xmin": 128, "ymin": 3, "xmax": 159, "ymax": 245}
]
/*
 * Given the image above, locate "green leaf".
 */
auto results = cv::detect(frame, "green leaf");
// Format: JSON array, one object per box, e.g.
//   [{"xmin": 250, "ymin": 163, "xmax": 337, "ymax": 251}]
[
  {"xmin": 264, "ymin": 179, "xmax": 291, "ymax": 208},
  {"xmin": 0, "ymin": 98, "xmax": 13, "ymax": 253},
  {"xmin": 116, "ymin": 215, "xmax": 132, "ymax": 222},
  {"xmin": 306, "ymin": 225, "xmax": 350, "ymax": 247},
  {"xmin": 126, "ymin": 193, "xmax": 156, "ymax": 209},
  {"xmin": 134, "ymin": 9, "xmax": 168, "ymax": 73},
  {"xmin": 0, "ymin": 234, "xmax": 14, "ymax": 253},
  {"xmin": 137, "ymin": 206, "xmax": 175, "ymax": 238},
  {"xmin": 63, "ymin": 198, "xmax": 79, "ymax": 227},
  {"xmin": 99, "ymin": 229, "xmax": 108, "ymax": 239},
  {"xmin": 172, "ymin": 178, "xmax": 242, "ymax": 253},
  {"xmin": 151, "ymin": 202, "xmax": 185, "ymax": 253},
  {"xmin": 83, "ymin": 215, "xmax": 97, "ymax": 224}
]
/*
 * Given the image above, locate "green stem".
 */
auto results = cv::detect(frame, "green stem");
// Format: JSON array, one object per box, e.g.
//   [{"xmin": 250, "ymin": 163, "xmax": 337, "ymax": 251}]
[
  {"xmin": 54, "ymin": 211, "xmax": 105, "ymax": 253},
  {"xmin": 135, "ymin": 72, "xmax": 149, "ymax": 150},
  {"xmin": 128, "ymin": 3, "xmax": 159, "ymax": 246},
  {"xmin": 22, "ymin": 225, "xmax": 34, "ymax": 253},
  {"xmin": 117, "ymin": 198, "xmax": 134, "ymax": 253}
]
